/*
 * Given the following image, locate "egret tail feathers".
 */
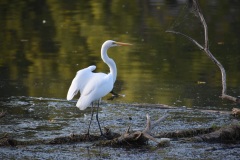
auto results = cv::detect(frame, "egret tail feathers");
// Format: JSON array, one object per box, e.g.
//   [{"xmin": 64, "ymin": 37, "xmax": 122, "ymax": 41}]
[
  {"xmin": 67, "ymin": 84, "xmax": 79, "ymax": 100},
  {"xmin": 76, "ymin": 96, "xmax": 92, "ymax": 110}
]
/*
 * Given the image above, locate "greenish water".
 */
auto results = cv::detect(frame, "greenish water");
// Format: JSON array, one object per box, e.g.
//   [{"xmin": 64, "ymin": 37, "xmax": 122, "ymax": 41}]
[
  {"xmin": 0, "ymin": 0, "xmax": 239, "ymax": 109},
  {"xmin": 0, "ymin": 1, "xmax": 240, "ymax": 159}
]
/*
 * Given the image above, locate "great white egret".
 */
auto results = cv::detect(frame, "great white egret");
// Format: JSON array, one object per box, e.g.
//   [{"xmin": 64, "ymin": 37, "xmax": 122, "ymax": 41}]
[{"xmin": 67, "ymin": 40, "xmax": 132, "ymax": 136}]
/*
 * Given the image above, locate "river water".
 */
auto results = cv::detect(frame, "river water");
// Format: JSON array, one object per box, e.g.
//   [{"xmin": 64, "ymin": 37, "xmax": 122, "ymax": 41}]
[{"xmin": 0, "ymin": 0, "xmax": 240, "ymax": 159}]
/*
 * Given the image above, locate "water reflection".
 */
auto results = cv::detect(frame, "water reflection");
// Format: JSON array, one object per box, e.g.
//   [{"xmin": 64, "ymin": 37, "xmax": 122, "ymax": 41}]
[{"xmin": 0, "ymin": 0, "xmax": 240, "ymax": 109}]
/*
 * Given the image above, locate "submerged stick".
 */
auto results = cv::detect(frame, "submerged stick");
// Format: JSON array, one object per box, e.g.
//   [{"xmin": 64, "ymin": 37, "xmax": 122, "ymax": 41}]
[{"xmin": 167, "ymin": 0, "xmax": 240, "ymax": 104}]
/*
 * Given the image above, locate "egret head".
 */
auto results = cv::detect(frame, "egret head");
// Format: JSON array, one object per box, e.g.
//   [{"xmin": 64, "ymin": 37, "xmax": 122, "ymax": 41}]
[{"xmin": 103, "ymin": 40, "xmax": 132, "ymax": 49}]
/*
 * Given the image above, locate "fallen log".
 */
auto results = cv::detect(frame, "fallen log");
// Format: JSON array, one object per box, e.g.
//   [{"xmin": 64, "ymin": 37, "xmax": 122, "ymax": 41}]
[
  {"xmin": 155, "ymin": 126, "xmax": 219, "ymax": 139},
  {"xmin": 1, "ymin": 114, "xmax": 239, "ymax": 147},
  {"xmin": 190, "ymin": 123, "xmax": 240, "ymax": 143},
  {"xmin": 155, "ymin": 122, "xmax": 240, "ymax": 143},
  {"xmin": 0, "ymin": 114, "xmax": 169, "ymax": 147}
]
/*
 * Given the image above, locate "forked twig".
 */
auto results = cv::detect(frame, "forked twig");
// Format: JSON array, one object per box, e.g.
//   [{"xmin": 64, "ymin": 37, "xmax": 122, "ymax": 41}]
[
  {"xmin": 167, "ymin": 0, "xmax": 240, "ymax": 104},
  {"xmin": 144, "ymin": 114, "xmax": 169, "ymax": 133}
]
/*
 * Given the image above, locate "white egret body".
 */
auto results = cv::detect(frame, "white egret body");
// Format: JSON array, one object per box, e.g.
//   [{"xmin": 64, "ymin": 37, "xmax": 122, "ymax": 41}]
[{"xmin": 67, "ymin": 40, "xmax": 132, "ymax": 135}]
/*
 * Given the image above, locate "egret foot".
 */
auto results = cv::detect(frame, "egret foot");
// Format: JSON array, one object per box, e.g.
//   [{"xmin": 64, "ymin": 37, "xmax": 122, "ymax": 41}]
[{"xmin": 99, "ymin": 134, "xmax": 108, "ymax": 140}]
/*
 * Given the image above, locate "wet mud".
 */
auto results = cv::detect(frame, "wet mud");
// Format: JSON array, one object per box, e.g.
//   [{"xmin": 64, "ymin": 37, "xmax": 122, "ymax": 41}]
[{"xmin": 0, "ymin": 96, "xmax": 240, "ymax": 159}]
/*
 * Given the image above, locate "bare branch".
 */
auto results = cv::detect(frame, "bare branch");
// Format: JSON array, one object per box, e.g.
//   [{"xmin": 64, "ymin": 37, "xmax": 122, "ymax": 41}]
[
  {"xmin": 193, "ymin": 0, "xmax": 209, "ymax": 49},
  {"xmin": 221, "ymin": 94, "xmax": 238, "ymax": 103},
  {"xmin": 166, "ymin": 30, "xmax": 204, "ymax": 50},
  {"xmin": 151, "ymin": 114, "xmax": 169, "ymax": 130},
  {"xmin": 143, "ymin": 114, "xmax": 169, "ymax": 133},
  {"xmin": 167, "ymin": 0, "xmax": 239, "ymax": 104},
  {"xmin": 144, "ymin": 114, "xmax": 151, "ymax": 132},
  {"xmin": 205, "ymin": 50, "xmax": 227, "ymax": 95}
]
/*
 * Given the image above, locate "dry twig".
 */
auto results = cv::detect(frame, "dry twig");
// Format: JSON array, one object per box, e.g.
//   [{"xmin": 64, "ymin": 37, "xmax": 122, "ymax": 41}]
[
  {"xmin": 97, "ymin": 114, "xmax": 169, "ymax": 146},
  {"xmin": 166, "ymin": 0, "xmax": 240, "ymax": 104}
]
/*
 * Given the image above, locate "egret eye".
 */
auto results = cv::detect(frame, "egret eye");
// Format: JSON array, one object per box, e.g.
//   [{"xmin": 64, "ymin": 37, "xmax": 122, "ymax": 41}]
[{"xmin": 112, "ymin": 42, "xmax": 115, "ymax": 45}]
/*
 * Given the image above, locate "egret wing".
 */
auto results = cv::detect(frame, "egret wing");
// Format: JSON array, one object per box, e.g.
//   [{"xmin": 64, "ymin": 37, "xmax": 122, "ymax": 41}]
[
  {"xmin": 76, "ymin": 73, "xmax": 114, "ymax": 110},
  {"xmin": 67, "ymin": 65, "xmax": 96, "ymax": 100}
]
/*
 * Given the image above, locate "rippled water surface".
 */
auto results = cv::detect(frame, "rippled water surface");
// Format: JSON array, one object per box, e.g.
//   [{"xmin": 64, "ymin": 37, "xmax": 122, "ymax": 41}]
[
  {"xmin": 1, "ymin": 0, "xmax": 240, "ymax": 109},
  {"xmin": 1, "ymin": 0, "xmax": 240, "ymax": 159}
]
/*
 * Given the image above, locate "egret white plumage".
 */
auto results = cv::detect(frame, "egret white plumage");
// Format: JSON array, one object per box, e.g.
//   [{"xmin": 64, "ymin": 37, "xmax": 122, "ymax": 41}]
[{"xmin": 67, "ymin": 40, "xmax": 132, "ymax": 136}]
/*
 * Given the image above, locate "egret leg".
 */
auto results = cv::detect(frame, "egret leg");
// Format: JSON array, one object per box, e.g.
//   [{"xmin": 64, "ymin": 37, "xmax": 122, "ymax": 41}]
[
  {"xmin": 87, "ymin": 102, "xmax": 94, "ymax": 135},
  {"xmin": 96, "ymin": 100, "xmax": 103, "ymax": 136}
]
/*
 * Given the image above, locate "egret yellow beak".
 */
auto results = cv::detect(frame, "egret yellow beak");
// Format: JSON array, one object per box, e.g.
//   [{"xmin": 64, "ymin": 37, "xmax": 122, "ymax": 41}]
[{"xmin": 115, "ymin": 42, "xmax": 133, "ymax": 46}]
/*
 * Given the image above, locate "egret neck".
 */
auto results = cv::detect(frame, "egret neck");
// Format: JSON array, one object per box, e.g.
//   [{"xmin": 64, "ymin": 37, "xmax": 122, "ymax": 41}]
[{"xmin": 101, "ymin": 45, "xmax": 117, "ymax": 83}]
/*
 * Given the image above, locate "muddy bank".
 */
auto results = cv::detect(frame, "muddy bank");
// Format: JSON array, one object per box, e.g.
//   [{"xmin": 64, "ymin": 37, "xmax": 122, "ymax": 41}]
[
  {"xmin": 1, "ymin": 98, "xmax": 239, "ymax": 147},
  {"xmin": 1, "ymin": 122, "xmax": 240, "ymax": 147},
  {"xmin": 1, "ymin": 96, "xmax": 240, "ymax": 159}
]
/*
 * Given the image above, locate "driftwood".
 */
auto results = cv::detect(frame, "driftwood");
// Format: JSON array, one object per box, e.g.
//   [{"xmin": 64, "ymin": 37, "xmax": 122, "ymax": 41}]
[
  {"xmin": 156, "ymin": 126, "xmax": 219, "ymax": 139},
  {"xmin": 0, "ymin": 114, "xmax": 169, "ymax": 147},
  {"xmin": 97, "ymin": 114, "xmax": 169, "ymax": 147},
  {"xmin": 154, "ymin": 123, "xmax": 240, "ymax": 143},
  {"xmin": 0, "ymin": 101, "xmax": 239, "ymax": 148},
  {"xmin": 50, "ymin": 114, "xmax": 170, "ymax": 147},
  {"xmin": 232, "ymin": 108, "xmax": 240, "ymax": 117},
  {"xmin": 166, "ymin": 0, "xmax": 240, "ymax": 104},
  {"xmin": 156, "ymin": 122, "xmax": 240, "ymax": 143},
  {"xmin": 190, "ymin": 124, "xmax": 240, "ymax": 143},
  {"xmin": 1, "ymin": 114, "xmax": 240, "ymax": 147},
  {"xmin": 2, "ymin": 121, "xmax": 240, "ymax": 147}
]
